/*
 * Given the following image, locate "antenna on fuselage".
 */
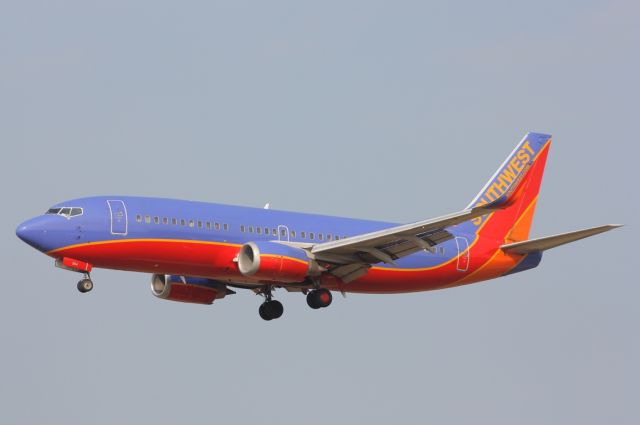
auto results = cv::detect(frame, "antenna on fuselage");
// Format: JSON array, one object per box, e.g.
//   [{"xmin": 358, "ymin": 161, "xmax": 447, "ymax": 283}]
[{"xmin": 264, "ymin": 202, "xmax": 270, "ymax": 209}]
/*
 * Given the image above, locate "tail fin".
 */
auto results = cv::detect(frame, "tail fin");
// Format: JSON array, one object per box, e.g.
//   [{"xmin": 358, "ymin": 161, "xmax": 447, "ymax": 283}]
[{"xmin": 463, "ymin": 132, "xmax": 552, "ymax": 242}]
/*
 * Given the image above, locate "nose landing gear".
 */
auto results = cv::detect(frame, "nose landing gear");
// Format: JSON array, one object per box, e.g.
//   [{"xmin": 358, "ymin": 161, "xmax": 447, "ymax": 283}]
[
  {"xmin": 77, "ymin": 274, "xmax": 94, "ymax": 293},
  {"xmin": 55, "ymin": 258, "xmax": 95, "ymax": 294}
]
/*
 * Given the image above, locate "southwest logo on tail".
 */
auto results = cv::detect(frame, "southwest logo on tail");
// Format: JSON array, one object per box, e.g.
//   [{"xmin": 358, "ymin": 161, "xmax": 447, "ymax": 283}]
[{"xmin": 16, "ymin": 132, "xmax": 621, "ymax": 320}]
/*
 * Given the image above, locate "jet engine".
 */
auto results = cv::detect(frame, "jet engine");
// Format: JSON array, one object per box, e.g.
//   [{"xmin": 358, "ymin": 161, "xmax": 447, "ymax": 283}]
[
  {"xmin": 150, "ymin": 274, "xmax": 231, "ymax": 304},
  {"xmin": 237, "ymin": 241, "xmax": 322, "ymax": 282}
]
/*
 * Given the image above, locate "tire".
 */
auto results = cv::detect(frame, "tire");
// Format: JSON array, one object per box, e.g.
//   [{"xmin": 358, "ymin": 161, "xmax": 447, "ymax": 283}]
[
  {"xmin": 268, "ymin": 300, "xmax": 284, "ymax": 319},
  {"xmin": 307, "ymin": 289, "xmax": 332, "ymax": 309},
  {"xmin": 307, "ymin": 291, "xmax": 321, "ymax": 309},
  {"xmin": 259, "ymin": 303, "xmax": 272, "ymax": 321},
  {"xmin": 77, "ymin": 279, "xmax": 93, "ymax": 293},
  {"xmin": 316, "ymin": 289, "xmax": 332, "ymax": 308}
]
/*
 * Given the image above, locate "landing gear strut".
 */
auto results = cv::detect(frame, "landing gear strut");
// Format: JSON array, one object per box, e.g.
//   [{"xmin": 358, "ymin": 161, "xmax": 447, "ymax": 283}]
[
  {"xmin": 258, "ymin": 286, "xmax": 283, "ymax": 321},
  {"xmin": 77, "ymin": 274, "xmax": 93, "ymax": 293},
  {"xmin": 307, "ymin": 288, "xmax": 332, "ymax": 309}
]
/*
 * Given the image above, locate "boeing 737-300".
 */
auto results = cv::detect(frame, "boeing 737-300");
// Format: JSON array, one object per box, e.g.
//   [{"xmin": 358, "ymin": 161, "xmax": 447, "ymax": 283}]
[{"xmin": 16, "ymin": 133, "xmax": 621, "ymax": 320}]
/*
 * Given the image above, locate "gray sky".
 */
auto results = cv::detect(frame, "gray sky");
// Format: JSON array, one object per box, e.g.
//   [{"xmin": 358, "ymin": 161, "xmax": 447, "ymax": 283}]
[{"xmin": 1, "ymin": 1, "xmax": 638, "ymax": 424}]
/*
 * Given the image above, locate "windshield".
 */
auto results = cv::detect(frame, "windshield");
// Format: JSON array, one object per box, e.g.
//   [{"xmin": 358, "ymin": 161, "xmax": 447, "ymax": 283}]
[{"xmin": 46, "ymin": 207, "xmax": 83, "ymax": 218}]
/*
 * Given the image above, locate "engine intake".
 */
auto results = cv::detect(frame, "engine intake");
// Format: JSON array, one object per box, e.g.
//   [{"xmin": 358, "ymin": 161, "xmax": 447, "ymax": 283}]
[
  {"xmin": 237, "ymin": 241, "xmax": 317, "ymax": 282},
  {"xmin": 150, "ymin": 274, "xmax": 230, "ymax": 304}
]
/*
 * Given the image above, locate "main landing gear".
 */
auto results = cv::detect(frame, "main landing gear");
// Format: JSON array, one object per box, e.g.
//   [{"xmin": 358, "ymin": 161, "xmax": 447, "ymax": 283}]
[
  {"xmin": 257, "ymin": 286, "xmax": 334, "ymax": 321},
  {"xmin": 258, "ymin": 286, "xmax": 283, "ymax": 321},
  {"xmin": 306, "ymin": 288, "xmax": 332, "ymax": 309},
  {"xmin": 77, "ymin": 274, "xmax": 94, "ymax": 293}
]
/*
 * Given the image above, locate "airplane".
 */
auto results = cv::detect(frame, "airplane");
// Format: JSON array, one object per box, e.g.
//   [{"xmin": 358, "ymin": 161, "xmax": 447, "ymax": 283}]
[{"xmin": 16, "ymin": 132, "xmax": 621, "ymax": 320}]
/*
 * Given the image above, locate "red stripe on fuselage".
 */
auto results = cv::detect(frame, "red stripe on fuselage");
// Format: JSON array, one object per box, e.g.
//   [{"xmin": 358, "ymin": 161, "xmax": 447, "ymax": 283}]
[
  {"xmin": 50, "ymin": 239, "xmax": 243, "ymax": 282},
  {"xmin": 50, "ymin": 238, "xmax": 499, "ymax": 293}
]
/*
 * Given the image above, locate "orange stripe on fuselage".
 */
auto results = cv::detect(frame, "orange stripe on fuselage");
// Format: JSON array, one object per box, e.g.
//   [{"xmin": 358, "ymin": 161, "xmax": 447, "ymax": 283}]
[{"xmin": 47, "ymin": 238, "xmax": 241, "ymax": 255}]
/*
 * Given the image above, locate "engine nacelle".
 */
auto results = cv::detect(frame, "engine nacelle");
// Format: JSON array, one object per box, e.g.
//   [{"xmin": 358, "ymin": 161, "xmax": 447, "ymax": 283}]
[
  {"xmin": 150, "ymin": 274, "xmax": 229, "ymax": 305},
  {"xmin": 237, "ymin": 241, "xmax": 318, "ymax": 283}
]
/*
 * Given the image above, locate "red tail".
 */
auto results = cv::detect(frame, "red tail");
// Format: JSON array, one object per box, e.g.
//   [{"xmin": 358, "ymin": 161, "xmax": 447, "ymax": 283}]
[{"xmin": 465, "ymin": 132, "xmax": 552, "ymax": 242}]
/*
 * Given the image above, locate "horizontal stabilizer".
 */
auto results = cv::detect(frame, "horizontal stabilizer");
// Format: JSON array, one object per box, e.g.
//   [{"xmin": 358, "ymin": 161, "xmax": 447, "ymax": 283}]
[{"xmin": 500, "ymin": 224, "xmax": 622, "ymax": 254}]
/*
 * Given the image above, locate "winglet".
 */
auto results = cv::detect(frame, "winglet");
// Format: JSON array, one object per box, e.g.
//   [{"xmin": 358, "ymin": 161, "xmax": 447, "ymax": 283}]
[{"xmin": 500, "ymin": 224, "xmax": 622, "ymax": 255}]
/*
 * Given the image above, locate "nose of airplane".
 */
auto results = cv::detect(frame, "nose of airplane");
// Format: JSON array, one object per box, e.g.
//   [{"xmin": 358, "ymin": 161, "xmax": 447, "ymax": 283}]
[{"xmin": 16, "ymin": 217, "xmax": 50, "ymax": 251}]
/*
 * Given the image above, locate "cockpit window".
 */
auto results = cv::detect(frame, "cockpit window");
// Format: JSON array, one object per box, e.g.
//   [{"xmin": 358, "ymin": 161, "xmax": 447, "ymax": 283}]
[{"xmin": 45, "ymin": 206, "xmax": 83, "ymax": 218}]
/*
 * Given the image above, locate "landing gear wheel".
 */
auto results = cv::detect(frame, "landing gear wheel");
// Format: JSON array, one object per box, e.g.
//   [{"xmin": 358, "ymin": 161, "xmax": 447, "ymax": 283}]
[
  {"xmin": 307, "ymin": 289, "xmax": 332, "ymax": 309},
  {"xmin": 307, "ymin": 291, "xmax": 321, "ymax": 309},
  {"xmin": 259, "ymin": 303, "xmax": 272, "ymax": 321},
  {"xmin": 267, "ymin": 300, "xmax": 284, "ymax": 319},
  {"xmin": 259, "ymin": 300, "xmax": 284, "ymax": 321},
  {"xmin": 77, "ymin": 278, "xmax": 93, "ymax": 293}
]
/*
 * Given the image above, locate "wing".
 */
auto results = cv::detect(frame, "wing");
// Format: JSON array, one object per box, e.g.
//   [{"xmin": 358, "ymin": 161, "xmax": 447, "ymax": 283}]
[
  {"xmin": 303, "ymin": 157, "xmax": 534, "ymax": 283},
  {"xmin": 309, "ymin": 200, "xmax": 508, "ymax": 282}
]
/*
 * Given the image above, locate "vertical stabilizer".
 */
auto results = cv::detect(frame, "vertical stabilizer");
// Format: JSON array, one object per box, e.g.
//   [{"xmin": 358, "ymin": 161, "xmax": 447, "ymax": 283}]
[{"xmin": 463, "ymin": 132, "xmax": 552, "ymax": 242}]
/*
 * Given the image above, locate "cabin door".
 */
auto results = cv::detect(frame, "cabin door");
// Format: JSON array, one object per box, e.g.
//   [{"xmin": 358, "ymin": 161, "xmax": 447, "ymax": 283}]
[
  {"xmin": 455, "ymin": 236, "xmax": 470, "ymax": 272},
  {"xmin": 277, "ymin": 225, "xmax": 290, "ymax": 242},
  {"xmin": 107, "ymin": 200, "xmax": 128, "ymax": 235}
]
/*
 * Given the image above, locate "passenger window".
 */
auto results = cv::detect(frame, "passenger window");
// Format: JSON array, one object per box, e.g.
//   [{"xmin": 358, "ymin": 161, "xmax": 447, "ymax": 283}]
[
  {"xmin": 240, "ymin": 225, "xmax": 245, "ymax": 232},
  {"xmin": 249, "ymin": 226, "xmax": 254, "ymax": 233},
  {"xmin": 440, "ymin": 247, "xmax": 445, "ymax": 255},
  {"xmin": 163, "ymin": 217, "xmax": 168, "ymax": 225},
  {"xmin": 136, "ymin": 214, "xmax": 142, "ymax": 223},
  {"xmin": 291, "ymin": 230, "xmax": 296, "ymax": 238},
  {"xmin": 335, "ymin": 235, "xmax": 340, "ymax": 240},
  {"xmin": 198, "ymin": 221, "xmax": 203, "ymax": 228},
  {"xmin": 145, "ymin": 215, "xmax": 151, "ymax": 224},
  {"xmin": 326, "ymin": 234, "xmax": 332, "ymax": 241},
  {"xmin": 223, "ymin": 224, "xmax": 229, "ymax": 231},
  {"xmin": 281, "ymin": 228, "xmax": 286, "ymax": 237},
  {"xmin": 180, "ymin": 219, "xmax": 186, "ymax": 226},
  {"xmin": 215, "ymin": 222, "xmax": 220, "ymax": 230},
  {"xmin": 272, "ymin": 228, "xmax": 277, "ymax": 236},
  {"xmin": 154, "ymin": 216, "xmax": 160, "ymax": 224},
  {"xmin": 318, "ymin": 233, "xmax": 323, "ymax": 240},
  {"xmin": 264, "ymin": 227, "xmax": 269, "ymax": 235},
  {"xmin": 206, "ymin": 222, "xmax": 211, "ymax": 230},
  {"xmin": 301, "ymin": 231, "xmax": 306, "ymax": 239},
  {"xmin": 172, "ymin": 218, "xmax": 177, "ymax": 225},
  {"xmin": 256, "ymin": 227, "xmax": 262, "ymax": 234},
  {"xmin": 189, "ymin": 220, "xmax": 194, "ymax": 228},
  {"xmin": 309, "ymin": 232, "xmax": 314, "ymax": 240}
]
